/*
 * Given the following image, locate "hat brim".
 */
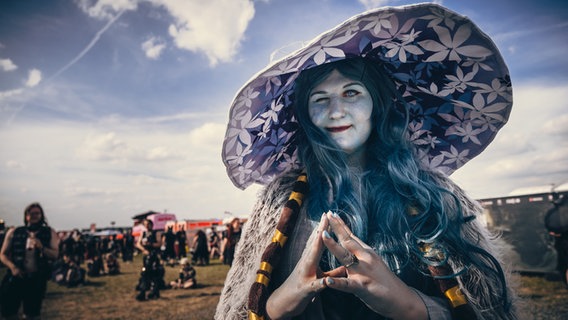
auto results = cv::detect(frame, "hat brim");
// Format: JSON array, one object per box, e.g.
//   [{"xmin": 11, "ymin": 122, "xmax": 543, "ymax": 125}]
[{"xmin": 222, "ymin": 3, "xmax": 512, "ymax": 189}]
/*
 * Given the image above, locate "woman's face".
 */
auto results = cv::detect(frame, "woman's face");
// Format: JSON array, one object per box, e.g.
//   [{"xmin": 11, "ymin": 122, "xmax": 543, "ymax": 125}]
[
  {"xmin": 25, "ymin": 207, "xmax": 43, "ymax": 225},
  {"xmin": 308, "ymin": 69, "xmax": 373, "ymax": 154}
]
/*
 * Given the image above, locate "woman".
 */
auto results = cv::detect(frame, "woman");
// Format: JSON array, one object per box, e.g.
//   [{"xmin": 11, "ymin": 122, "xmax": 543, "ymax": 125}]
[
  {"xmin": 220, "ymin": 218, "xmax": 242, "ymax": 266},
  {"xmin": 217, "ymin": 4, "xmax": 516, "ymax": 320},
  {"xmin": 0, "ymin": 202, "xmax": 59, "ymax": 320},
  {"xmin": 170, "ymin": 257, "xmax": 197, "ymax": 289},
  {"xmin": 191, "ymin": 229, "xmax": 210, "ymax": 266},
  {"xmin": 135, "ymin": 219, "xmax": 164, "ymax": 301}
]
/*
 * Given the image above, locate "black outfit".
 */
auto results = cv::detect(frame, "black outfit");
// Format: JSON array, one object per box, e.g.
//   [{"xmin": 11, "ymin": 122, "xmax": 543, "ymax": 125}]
[
  {"xmin": 135, "ymin": 230, "xmax": 165, "ymax": 301},
  {"xmin": 554, "ymin": 232, "xmax": 568, "ymax": 284},
  {"xmin": 162, "ymin": 229, "xmax": 176, "ymax": 262},
  {"xmin": 0, "ymin": 226, "xmax": 53, "ymax": 318},
  {"xmin": 122, "ymin": 233, "xmax": 134, "ymax": 262},
  {"xmin": 192, "ymin": 231, "xmax": 209, "ymax": 266},
  {"xmin": 224, "ymin": 229, "xmax": 241, "ymax": 266},
  {"xmin": 176, "ymin": 230, "xmax": 187, "ymax": 259}
]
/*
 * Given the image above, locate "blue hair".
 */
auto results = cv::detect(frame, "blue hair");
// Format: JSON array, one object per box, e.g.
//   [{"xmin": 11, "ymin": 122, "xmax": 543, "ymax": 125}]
[{"xmin": 292, "ymin": 57, "xmax": 510, "ymax": 306}]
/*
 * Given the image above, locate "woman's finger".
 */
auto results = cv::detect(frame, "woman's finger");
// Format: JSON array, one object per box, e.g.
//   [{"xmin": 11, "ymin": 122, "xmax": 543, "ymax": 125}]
[
  {"xmin": 326, "ymin": 211, "xmax": 352, "ymax": 243},
  {"xmin": 309, "ymin": 277, "xmax": 328, "ymax": 293},
  {"xmin": 302, "ymin": 213, "xmax": 329, "ymax": 267},
  {"xmin": 326, "ymin": 211, "xmax": 364, "ymax": 253},
  {"xmin": 322, "ymin": 266, "xmax": 347, "ymax": 278},
  {"xmin": 322, "ymin": 227, "xmax": 360, "ymax": 269},
  {"xmin": 324, "ymin": 276, "xmax": 358, "ymax": 294}
]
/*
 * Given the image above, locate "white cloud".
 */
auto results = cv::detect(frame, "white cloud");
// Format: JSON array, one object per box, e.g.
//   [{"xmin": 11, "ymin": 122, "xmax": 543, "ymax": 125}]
[
  {"xmin": 543, "ymin": 114, "xmax": 568, "ymax": 136},
  {"xmin": 5, "ymin": 160, "xmax": 25, "ymax": 170},
  {"xmin": 0, "ymin": 58, "xmax": 17, "ymax": 71},
  {"xmin": 75, "ymin": 132, "xmax": 130, "ymax": 162},
  {"xmin": 358, "ymin": 0, "xmax": 401, "ymax": 9},
  {"xmin": 76, "ymin": 0, "xmax": 256, "ymax": 66},
  {"xmin": 0, "ymin": 88, "xmax": 23, "ymax": 99},
  {"xmin": 161, "ymin": 0, "xmax": 255, "ymax": 66},
  {"xmin": 25, "ymin": 69, "xmax": 42, "ymax": 87},
  {"xmin": 145, "ymin": 146, "xmax": 180, "ymax": 161},
  {"xmin": 188, "ymin": 122, "xmax": 225, "ymax": 148},
  {"xmin": 452, "ymin": 83, "xmax": 568, "ymax": 198},
  {"xmin": 141, "ymin": 37, "xmax": 166, "ymax": 60},
  {"xmin": 76, "ymin": 0, "xmax": 138, "ymax": 19}
]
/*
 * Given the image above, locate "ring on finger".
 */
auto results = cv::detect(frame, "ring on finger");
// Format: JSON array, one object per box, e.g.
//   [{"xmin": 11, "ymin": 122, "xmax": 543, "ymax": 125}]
[{"xmin": 343, "ymin": 253, "xmax": 359, "ymax": 268}]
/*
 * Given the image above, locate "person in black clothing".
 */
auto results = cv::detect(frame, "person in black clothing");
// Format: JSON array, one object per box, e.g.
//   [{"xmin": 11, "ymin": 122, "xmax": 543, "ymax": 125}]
[
  {"xmin": 191, "ymin": 229, "xmax": 209, "ymax": 266},
  {"xmin": 0, "ymin": 219, "xmax": 5, "ymax": 267},
  {"xmin": 122, "ymin": 229, "xmax": 135, "ymax": 263},
  {"xmin": 220, "ymin": 218, "xmax": 241, "ymax": 266},
  {"xmin": 87, "ymin": 254, "xmax": 105, "ymax": 277},
  {"xmin": 135, "ymin": 219, "xmax": 165, "ymax": 301},
  {"xmin": 0, "ymin": 202, "xmax": 60, "ymax": 320},
  {"xmin": 208, "ymin": 228, "xmax": 221, "ymax": 260},
  {"xmin": 170, "ymin": 257, "xmax": 197, "ymax": 289},
  {"xmin": 161, "ymin": 226, "xmax": 176, "ymax": 265},
  {"xmin": 175, "ymin": 225, "xmax": 187, "ymax": 260}
]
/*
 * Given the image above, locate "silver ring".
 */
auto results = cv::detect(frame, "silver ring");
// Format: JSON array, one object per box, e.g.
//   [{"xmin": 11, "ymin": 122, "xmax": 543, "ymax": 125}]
[{"xmin": 343, "ymin": 253, "xmax": 359, "ymax": 268}]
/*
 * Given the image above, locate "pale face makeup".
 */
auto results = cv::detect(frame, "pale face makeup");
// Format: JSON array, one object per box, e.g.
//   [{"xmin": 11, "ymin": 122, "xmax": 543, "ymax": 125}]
[{"xmin": 308, "ymin": 69, "xmax": 373, "ymax": 155}]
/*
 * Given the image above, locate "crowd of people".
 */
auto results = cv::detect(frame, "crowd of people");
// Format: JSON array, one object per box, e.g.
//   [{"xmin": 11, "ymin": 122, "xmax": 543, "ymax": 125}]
[{"xmin": 0, "ymin": 203, "xmax": 245, "ymax": 318}]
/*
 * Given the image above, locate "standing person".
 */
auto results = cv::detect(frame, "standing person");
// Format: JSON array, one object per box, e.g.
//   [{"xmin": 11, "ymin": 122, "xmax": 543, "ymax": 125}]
[
  {"xmin": 175, "ymin": 225, "xmax": 187, "ymax": 260},
  {"xmin": 220, "ymin": 218, "xmax": 242, "ymax": 267},
  {"xmin": 216, "ymin": 4, "xmax": 517, "ymax": 319},
  {"xmin": 191, "ymin": 229, "xmax": 210, "ymax": 266},
  {"xmin": 546, "ymin": 195, "xmax": 568, "ymax": 285},
  {"xmin": 161, "ymin": 226, "xmax": 176, "ymax": 265},
  {"xmin": 122, "ymin": 229, "xmax": 135, "ymax": 263},
  {"xmin": 0, "ymin": 202, "xmax": 60, "ymax": 320},
  {"xmin": 208, "ymin": 228, "xmax": 221, "ymax": 260},
  {"xmin": 0, "ymin": 219, "xmax": 6, "ymax": 267},
  {"xmin": 135, "ymin": 219, "xmax": 164, "ymax": 301}
]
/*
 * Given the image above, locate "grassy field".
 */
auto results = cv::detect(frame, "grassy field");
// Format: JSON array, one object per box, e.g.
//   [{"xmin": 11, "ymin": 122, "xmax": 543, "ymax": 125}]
[{"xmin": 1, "ymin": 257, "xmax": 568, "ymax": 319}]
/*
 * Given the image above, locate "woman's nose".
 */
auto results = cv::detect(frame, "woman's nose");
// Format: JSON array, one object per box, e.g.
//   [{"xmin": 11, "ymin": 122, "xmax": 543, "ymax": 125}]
[{"xmin": 328, "ymin": 97, "xmax": 345, "ymax": 119}]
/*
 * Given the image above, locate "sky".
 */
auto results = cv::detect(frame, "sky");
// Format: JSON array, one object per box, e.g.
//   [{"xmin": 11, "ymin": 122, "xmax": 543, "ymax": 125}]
[{"xmin": 1, "ymin": 0, "xmax": 567, "ymax": 230}]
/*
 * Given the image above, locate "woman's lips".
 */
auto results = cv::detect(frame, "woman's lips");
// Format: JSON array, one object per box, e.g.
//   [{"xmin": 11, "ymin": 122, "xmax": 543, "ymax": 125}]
[{"xmin": 326, "ymin": 125, "xmax": 351, "ymax": 133}]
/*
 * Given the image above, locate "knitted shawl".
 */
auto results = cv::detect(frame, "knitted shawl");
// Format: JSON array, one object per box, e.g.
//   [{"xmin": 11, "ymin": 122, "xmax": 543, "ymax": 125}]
[{"xmin": 214, "ymin": 170, "xmax": 518, "ymax": 320}]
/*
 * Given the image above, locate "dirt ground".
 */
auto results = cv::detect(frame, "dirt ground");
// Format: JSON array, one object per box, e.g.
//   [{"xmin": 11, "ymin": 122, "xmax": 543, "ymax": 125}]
[{"xmin": 1, "ymin": 258, "xmax": 567, "ymax": 319}]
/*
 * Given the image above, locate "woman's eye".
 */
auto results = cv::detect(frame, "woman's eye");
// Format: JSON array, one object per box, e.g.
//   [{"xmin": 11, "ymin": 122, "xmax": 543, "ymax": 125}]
[
  {"xmin": 344, "ymin": 90, "xmax": 359, "ymax": 98},
  {"xmin": 312, "ymin": 97, "xmax": 328, "ymax": 104}
]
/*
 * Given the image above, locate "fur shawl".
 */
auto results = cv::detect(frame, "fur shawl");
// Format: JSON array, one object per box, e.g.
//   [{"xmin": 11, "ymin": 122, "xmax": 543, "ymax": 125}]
[
  {"xmin": 215, "ymin": 173, "xmax": 297, "ymax": 320},
  {"xmin": 214, "ymin": 171, "xmax": 518, "ymax": 319}
]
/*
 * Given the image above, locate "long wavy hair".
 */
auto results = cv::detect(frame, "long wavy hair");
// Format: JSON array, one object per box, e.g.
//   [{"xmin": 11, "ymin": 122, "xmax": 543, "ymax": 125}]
[
  {"xmin": 24, "ymin": 202, "xmax": 48, "ymax": 227},
  {"xmin": 292, "ymin": 57, "xmax": 512, "ymax": 313}
]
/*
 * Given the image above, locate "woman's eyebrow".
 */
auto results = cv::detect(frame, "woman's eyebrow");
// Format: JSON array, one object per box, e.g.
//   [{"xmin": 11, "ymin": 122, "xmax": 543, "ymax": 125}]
[
  {"xmin": 343, "ymin": 82, "xmax": 363, "ymax": 88},
  {"xmin": 310, "ymin": 82, "xmax": 363, "ymax": 97}
]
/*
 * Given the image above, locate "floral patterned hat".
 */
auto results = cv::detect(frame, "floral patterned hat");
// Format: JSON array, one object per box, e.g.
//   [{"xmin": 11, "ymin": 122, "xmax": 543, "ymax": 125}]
[{"xmin": 222, "ymin": 3, "xmax": 512, "ymax": 189}]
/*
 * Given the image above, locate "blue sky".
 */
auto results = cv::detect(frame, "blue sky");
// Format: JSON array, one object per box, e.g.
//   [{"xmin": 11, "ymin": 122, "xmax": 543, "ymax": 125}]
[{"xmin": 1, "ymin": 0, "xmax": 567, "ymax": 230}]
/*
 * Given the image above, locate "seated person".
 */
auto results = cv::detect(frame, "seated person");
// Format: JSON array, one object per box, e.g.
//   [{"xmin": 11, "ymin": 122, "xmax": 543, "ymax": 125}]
[
  {"xmin": 65, "ymin": 259, "xmax": 86, "ymax": 287},
  {"xmin": 87, "ymin": 254, "xmax": 105, "ymax": 277},
  {"xmin": 170, "ymin": 258, "xmax": 196, "ymax": 289},
  {"xmin": 52, "ymin": 254, "xmax": 72, "ymax": 285},
  {"xmin": 105, "ymin": 253, "xmax": 120, "ymax": 275}
]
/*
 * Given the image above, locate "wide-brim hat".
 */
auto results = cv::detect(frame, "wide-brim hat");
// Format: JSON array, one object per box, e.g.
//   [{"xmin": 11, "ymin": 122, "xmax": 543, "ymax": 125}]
[{"xmin": 222, "ymin": 3, "xmax": 512, "ymax": 189}]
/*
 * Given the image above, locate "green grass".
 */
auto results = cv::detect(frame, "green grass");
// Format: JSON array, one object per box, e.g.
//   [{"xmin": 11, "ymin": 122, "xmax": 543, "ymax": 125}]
[
  {"xmin": 1, "ymin": 260, "xmax": 567, "ymax": 319},
  {"xmin": 1, "ymin": 255, "xmax": 230, "ymax": 320}
]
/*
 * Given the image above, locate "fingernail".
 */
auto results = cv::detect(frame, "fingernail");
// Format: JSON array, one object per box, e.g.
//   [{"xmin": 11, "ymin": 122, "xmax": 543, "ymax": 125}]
[
  {"xmin": 327, "ymin": 277, "xmax": 334, "ymax": 285},
  {"xmin": 323, "ymin": 230, "xmax": 331, "ymax": 239},
  {"xmin": 332, "ymin": 212, "xmax": 339, "ymax": 218}
]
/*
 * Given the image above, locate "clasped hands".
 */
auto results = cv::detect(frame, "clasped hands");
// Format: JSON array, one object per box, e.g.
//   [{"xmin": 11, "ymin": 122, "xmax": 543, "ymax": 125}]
[{"xmin": 265, "ymin": 211, "xmax": 427, "ymax": 320}]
